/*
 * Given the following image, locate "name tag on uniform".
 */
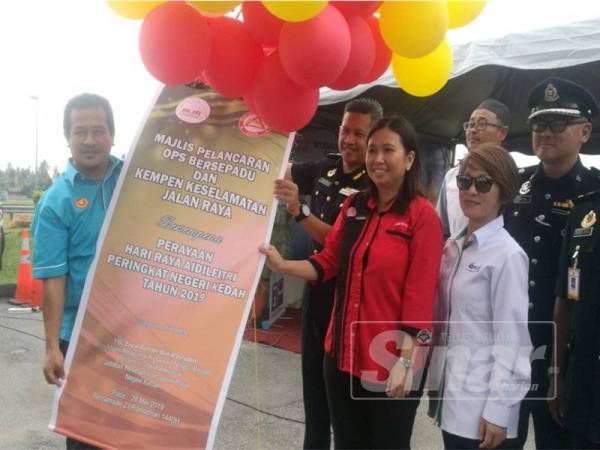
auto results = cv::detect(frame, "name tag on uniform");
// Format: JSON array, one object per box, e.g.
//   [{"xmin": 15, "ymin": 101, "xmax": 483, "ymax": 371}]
[
  {"xmin": 573, "ymin": 227, "xmax": 593, "ymax": 238},
  {"xmin": 514, "ymin": 195, "xmax": 531, "ymax": 204},
  {"xmin": 339, "ymin": 187, "xmax": 359, "ymax": 197},
  {"xmin": 318, "ymin": 177, "xmax": 332, "ymax": 187},
  {"xmin": 567, "ymin": 267, "xmax": 580, "ymax": 301}
]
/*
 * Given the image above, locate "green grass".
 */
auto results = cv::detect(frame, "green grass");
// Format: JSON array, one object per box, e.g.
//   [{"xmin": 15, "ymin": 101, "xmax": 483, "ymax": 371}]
[{"xmin": 0, "ymin": 227, "xmax": 24, "ymax": 285}]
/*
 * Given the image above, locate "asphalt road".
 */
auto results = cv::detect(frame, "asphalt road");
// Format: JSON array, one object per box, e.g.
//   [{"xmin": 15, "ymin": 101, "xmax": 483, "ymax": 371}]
[{"xmin": 0, "ymin": 299, "xmax": 534, "ymax": 450}]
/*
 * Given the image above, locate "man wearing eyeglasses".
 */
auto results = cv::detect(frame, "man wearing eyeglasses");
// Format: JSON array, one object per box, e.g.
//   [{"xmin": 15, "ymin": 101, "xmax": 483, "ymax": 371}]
[
  {"xmin": 504, "ymin": 77, "xmax": 600, "ymax": 450},
  {"xmin": 273, "ymin": 98, "xmax": 383, "ymax": 450},
  {"xmin": 437, "ymin": 98, "xmax": 510, "ymax": 239}
]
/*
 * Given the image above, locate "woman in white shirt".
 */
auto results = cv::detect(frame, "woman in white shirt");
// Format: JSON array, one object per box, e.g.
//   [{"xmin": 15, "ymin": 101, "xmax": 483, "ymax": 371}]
[{"xmin": 428, "ymin": 144, "xmax": 532, "ymax": 449}]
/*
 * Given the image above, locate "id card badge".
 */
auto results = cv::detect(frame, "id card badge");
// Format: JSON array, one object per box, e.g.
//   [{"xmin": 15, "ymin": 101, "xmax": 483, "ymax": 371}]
[{"xmin": 567, "ymin": 267, "xmax": 580, "ymax": 301}]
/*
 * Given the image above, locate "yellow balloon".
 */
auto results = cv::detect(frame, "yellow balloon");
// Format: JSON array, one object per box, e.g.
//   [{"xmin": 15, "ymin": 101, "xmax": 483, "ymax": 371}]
[
  {"xmin": 380, "ymin": 1, "xmax": 448, "ymax": 59},
  {"xmin": 392, "ymin": 40, "xmax": 453, "ymax": 97},
  {"xmin": 189, "ymin": 1, "xmax": 241, "ymax": 16},
  {"xmin": 107, "ymin": 1, "xmax": 163, "ymax": 20},
  {"xmin": 447, "ymin": 0, "xmax": 486, "ymax": 29},
  {"xmin": 262, "ymin": 1, "xmax": 328, "ymax": 22}
]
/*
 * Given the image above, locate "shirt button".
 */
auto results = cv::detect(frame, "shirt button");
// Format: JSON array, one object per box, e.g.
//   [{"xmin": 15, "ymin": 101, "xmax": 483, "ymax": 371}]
[
  {"xmin": 529, "ymin": 302, "xmax": 534, "ymax": 310},
  {"xmin": 313, "ymin": 249, "xmax": 318, "ymax": 255},
  {"xmin": 326, "ymin": 196, "xmax": 331, "ymax": 202},
  {"xmin": 545, "ymin": 193, "xmax": 552, "ymax": 200},
  {"xmin": 537, "ymin": 214, "xmax": 545, "ymax": 221},
  {"xmin": 315, "ymin": 191, "xmax": 319, "ymax": 196},
  {"xmin": 531, "ymin": 258, "xmax": 538, "ymax": 265},
  {"xmin": 355, "ymin": 303, "xmax": 359, "ymax": 308},
  {"xmin": 320, "ymin": 213, "xmax": 324, "ymax": 219},
  {"xmin": 529, "ymin": 280, "xmax": 536, "ymax": 287},
  {"xmin": 334, "ymin": 181, "xmax": 340, "ymax": 186},
  {"xmin": 534, "ymin": 236, "xmax": 541, "ymax": 243},
  {"xmin": 339, "ymin": 203, "xmax": 343, "ymax": 208},
  {"xmin": 358, "ymin": 273, "xmax": 362, "ymax": 278},
  {"xmin": 513, "ymin": 211, "xmax": 519, "ymax": 217}
]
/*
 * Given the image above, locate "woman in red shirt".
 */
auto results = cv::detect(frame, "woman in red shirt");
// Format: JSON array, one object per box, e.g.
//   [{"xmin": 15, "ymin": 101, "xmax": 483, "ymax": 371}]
[{"xmin": 261, "ymin": 115, "xmax": 443, "ymax": 449}]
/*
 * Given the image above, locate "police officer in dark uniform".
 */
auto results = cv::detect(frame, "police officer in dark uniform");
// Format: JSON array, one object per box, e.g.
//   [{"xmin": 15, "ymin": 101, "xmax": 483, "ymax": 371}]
[
  {"xmin": 274, "ymin": 98, "xmax": 383, "ymax": 450},
  {"xmin": 504, "ymin": 77, "xmax": 600, "ymax": 449},
  {"xmin": 551, "ymin": 189, "xmax": 600, "ymax": 449}
]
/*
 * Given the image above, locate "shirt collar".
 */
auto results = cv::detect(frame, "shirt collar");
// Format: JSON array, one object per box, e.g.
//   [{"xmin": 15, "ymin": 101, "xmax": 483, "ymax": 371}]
[
  {"xmin": 65, "ymin": 155, "xmax": 121, "ymax": 185},
  {"xmin": 451, "ymin": 215, "xmax": 504, "ymax": 250},
  {"xmin": 340, "ymin": 160, "xmax": 367, "ymax": 182},
  {"xmin": 531, "ymin": 157, "xmax": 584, "ymax": 183},
  {"xmin": 466, "ymin": 214, "xmax": 504, "ymax": 247}
]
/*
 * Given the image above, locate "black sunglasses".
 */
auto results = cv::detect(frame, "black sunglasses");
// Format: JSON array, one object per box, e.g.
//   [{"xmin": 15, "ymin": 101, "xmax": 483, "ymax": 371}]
[
  {"xmin": 529, "ymin": 118, "xmax": 588, "ymax": 133},
  {"xmin": 456, "ymin": 175, "xmax": 494, "ymax": 193}
]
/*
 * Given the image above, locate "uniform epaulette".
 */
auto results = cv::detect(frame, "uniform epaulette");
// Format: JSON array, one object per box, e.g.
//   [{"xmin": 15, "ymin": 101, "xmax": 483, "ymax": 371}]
[
  {"xmin": 589, "ymin": 166, "xmax": 600, "ymax": 180},
  {"xmin": 575, "ymin": 189, "xmax": 600, "ymax": 204},
  {"xmin": 325, "ymin": 152, "xmax": 342, "ymax": 160},
  {"xmin": 517, "ymin": 165, "xmax": 537, "ymax": 179}
]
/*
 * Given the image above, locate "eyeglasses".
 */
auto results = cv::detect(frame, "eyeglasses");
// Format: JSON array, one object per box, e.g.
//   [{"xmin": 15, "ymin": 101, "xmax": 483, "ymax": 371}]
[
  {"xmin": 456, "ymin": 175, "xmax": 494, "ymax": 193},
  {"xmin": 529, "ymin": 118, "xmax": 588, "ymax": 133},
  {"xmin": 462, "ymin": 119, "xmax": 505, "ymax": 131}
]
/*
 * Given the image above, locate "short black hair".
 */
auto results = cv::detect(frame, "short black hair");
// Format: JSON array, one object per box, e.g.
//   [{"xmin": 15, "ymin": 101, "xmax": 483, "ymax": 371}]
[
  {"xmin": 63, "ymin": 93, "xmax": 114, "ymax": 138},
  {"xmin": 344, "ymin": 98, "xmax": 383, "ymax": 126}
]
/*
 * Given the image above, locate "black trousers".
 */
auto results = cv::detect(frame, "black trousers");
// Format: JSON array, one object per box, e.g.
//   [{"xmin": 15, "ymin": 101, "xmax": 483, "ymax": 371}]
[
  {"xmin": 568, "ymin": 429, "xmax": 600, "ymax": 449},
  {"xmin": 59, "ymin": 340, "xmax": 100, "ymax": 450},
  {"xmin": 301, "ymin": 288, "xmax": 332, "ymax": 450},
  {"xmin": 442, "ymin": 430, "xmax": 521, "ymax": 450},
  {"xmin": 323, "ymin": 355, "xmax": 421, "ymax": 449},
  {"xmin": 513, "ymin": 362, "xmax": 569, "ymax": 449}
]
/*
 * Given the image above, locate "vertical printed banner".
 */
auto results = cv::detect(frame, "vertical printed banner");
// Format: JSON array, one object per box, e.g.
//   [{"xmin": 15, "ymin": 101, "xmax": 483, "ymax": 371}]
[{"xmin": 50, "ymin": 84, "xmax": 292, "ymax": 449}]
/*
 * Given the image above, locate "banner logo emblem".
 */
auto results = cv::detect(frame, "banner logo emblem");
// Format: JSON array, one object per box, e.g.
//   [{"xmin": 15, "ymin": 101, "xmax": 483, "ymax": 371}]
[{"xmin": 175, "ymin": 96, "xmax": 210, "ymax": 124}]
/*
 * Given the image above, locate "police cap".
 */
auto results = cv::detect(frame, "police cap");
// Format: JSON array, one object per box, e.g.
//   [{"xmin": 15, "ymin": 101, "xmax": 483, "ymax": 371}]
[{"xmin": 527, "ymin": 77, "xmax": 600, "ymax": 121}]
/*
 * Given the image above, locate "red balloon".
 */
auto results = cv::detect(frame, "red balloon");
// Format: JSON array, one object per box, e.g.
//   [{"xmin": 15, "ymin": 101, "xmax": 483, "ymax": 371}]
[
  {"xmin": 279, "ymin": 5, "xmax": 351, "ymax": 88},
  {"xmin": 331, "ymin": 1, "xmax": 382, "ymax": 17},
  {"xmin": 251, "ymin": 52, "xmax": 319, "ymax": 132},
  {"xmin": 139, "ymin": 3, "xmax": 212, "ymax": 86},
  {"xmin": 363, "ymin": 15, "xmax": 392, "ymax": 83},
  {"xmin": 204, "ymin": 17, "xmax": 263, "ymax": 98},
  {"xmin": 328, "ymin": 16, "xmax": 375, "ymax": 91},
  {"xmin": 242, "ymin": 2, "xmax": 284, "ymax": 46}
]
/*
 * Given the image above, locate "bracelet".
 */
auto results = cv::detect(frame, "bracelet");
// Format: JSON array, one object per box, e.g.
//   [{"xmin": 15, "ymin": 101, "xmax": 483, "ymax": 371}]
[{"xmin": 397, "ymin": 356, "xmax": 413, "ymax": 369}]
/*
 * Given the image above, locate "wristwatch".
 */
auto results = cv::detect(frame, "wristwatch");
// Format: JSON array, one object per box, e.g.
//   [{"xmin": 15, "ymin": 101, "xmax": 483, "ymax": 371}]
[{"xmin": 295, "ymin": 204, "xmax": 311, "ymax": 223}]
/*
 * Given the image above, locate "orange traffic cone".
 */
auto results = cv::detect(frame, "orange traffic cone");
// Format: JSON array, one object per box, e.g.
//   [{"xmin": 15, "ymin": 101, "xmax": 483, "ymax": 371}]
[
  {"xmin": 12, "ymin": 228, "xmax": 33, "ymax": 306},
  {"xmin": 30, "ymin": 278, "xmax": 43, "ymax": 310}
]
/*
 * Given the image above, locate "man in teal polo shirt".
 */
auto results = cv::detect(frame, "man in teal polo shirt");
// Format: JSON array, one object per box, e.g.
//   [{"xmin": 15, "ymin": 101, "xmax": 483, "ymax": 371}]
[{"xmin": 32, "ymin": 93, "xmax": 122, "ymax": 449}]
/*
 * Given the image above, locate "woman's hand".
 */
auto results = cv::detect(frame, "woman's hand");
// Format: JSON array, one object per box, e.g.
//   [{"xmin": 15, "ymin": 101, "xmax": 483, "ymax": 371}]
[
  {"xmin": 259, "ymin": 244, "xmax": 286, "ymax": 273},
  {"xmin": 479, "ymin": 418, "xmax": 506, "ymax": 449},
  {"xmin": 385, "ymin": 358, "xmax": 413, "ymax": 398}
]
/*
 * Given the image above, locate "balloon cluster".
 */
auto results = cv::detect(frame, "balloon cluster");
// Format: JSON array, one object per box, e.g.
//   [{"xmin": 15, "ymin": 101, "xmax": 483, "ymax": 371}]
[{"xmin": 109, "ymin": 1, "xmax": 486, "ymax": 132}]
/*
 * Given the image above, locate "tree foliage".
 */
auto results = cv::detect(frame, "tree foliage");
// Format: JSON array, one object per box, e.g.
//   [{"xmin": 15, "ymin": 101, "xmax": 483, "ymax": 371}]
[{"xmin": 0, "ymin": 161, "xmax": 55, "ymax": 199}]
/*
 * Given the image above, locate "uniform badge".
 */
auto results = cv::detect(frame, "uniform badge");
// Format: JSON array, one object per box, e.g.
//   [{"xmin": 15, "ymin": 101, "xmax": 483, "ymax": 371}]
[
  {"xmin": 544, "ymin": 83, "xmax": 559, "ymax": 102},
  {"xmin": 416, "ymin": 329, "xmax": 431, "ymax": 345},
  {"xmin": 74, "ymin": 197, "xmax": 89, "ymax": 209},
  {"xmin": 519, "ymin": 181, "xmax": 531, "ymax": 195},
  {"xmin": 581, "ymin": 210, "xmax": 597, "ymax": 228},
  {"xmin": 327, "ymin": 168, "xmax": 337, "ymax": 177},
  {"xmin": 352, "ymin": 170, "xmax": 365, "ymax": 181}
]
